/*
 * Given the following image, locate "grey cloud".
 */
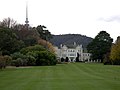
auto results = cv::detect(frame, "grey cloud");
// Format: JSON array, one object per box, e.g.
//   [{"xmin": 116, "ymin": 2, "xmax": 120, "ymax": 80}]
[{"xmin": 98, "ymin": 15, "xmax": 120, "ymax": 22}]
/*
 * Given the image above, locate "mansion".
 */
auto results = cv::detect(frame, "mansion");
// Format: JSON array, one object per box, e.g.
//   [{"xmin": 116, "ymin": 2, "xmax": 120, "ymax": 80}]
[{"xmin": 54, "ymin": 42, "xmax": 91, "ymax": 62}]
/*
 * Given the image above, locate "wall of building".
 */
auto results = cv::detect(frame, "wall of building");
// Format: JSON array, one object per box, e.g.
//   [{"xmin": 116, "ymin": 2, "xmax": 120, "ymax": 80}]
[{"xmin": 54, "ymin": 44, "xmax": 91, "ymax": 62}]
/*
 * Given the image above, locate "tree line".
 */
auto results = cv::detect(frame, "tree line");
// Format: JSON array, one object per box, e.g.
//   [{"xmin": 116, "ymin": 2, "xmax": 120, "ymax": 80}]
[
  {"xmin": 50, "ymin": 31, "xmax": 120, "ymax": 65},
  {"xmin": 0, "ymin": 17, "xmax": 120, "ymax": 69},
  {"xmin": 87, "ymin": 31, "xmax": 120, "ymax": 65},
  {"xmin": 0, "ymin": 17, "xmax": 57, "ymax": 69}
]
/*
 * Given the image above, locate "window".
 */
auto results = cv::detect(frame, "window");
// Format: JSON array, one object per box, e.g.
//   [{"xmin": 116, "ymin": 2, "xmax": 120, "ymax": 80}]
[{"xmin": 70, "ymin": 54, "xmax": 75, "ymax": 56}]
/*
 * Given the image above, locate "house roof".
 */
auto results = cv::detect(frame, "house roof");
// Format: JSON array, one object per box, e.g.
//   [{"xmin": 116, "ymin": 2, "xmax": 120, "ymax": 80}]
[{"xmin": 66, "ymin": 44, "xmax": 77, "ymax": 49}]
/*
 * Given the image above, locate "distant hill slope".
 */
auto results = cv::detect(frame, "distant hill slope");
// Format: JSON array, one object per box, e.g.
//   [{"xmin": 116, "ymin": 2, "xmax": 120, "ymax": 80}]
[{"xmin": 49, "ymin": 34, "xmax": 93, "ymax": 48}]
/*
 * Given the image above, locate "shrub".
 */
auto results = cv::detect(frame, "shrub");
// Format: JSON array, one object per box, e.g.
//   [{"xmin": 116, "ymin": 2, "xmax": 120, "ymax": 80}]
[
  {"xmin": 11, "ymin": 45, "xmax": 57, "ymax": 66},
  {"xmin": 11, "ymin": 52, "xmax": 26, "ymax": 66},
  {"xmin": 21, "ymin": 45, "xmax": 57, "ymax": 66},
  {"xmin": 48, "ymin": 52, "xmax": 57, "ymax": 65},
  {"xmin": 65, "ymin": 57, "xmax": 69, "ymax": 62},
  {"xmin": 0, "ymin": 56, "xmax": 6, "ymax": 69},
  {"xmin": 26, "ymin": 55, "xmax": 36, "ymax": 66},
  {"xmin": 11, "ymin": 52, "xmax": 25, "ymax": 60},
  {"xmin": 0, "ymin": 55, "xmax": 12, "ymax": 69},
  {"xmin": 35, "ymin": 51, "xmax": 57, "ymax": 66},
  {"xmin": 12, "ymin": 58, "xmax": 23, "ymax": 67},
  {"xmin": 4, "ymin": 55, "xmax": 12, "ymax": 66},
  {"xmin": 61, "ymin": 58, "xmax": 64, "ymax": 62},
  {"xmin": 20, "ymin": 45, "xmax": 45, "ymax": 55},
  {"xmin": 36, "ymin": 59, "xmax": 47, "ymax": 66}
]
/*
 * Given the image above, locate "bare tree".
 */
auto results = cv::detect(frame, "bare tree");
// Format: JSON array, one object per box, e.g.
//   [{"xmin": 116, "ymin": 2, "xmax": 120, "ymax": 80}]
[{"xmin": 0, "ymin": 17, "xmax": 17, "ymax": 28}]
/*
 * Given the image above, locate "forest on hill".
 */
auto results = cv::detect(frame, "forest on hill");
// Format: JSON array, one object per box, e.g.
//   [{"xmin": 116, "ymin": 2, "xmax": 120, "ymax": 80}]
[{"xmin": 49, "ymin": 34, "xmax": 93, "ymax": 48}]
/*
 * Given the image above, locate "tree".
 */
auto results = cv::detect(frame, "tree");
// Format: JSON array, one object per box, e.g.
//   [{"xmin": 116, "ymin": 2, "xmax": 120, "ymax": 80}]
[
  {"xmin": 23, "ymin": 36, "xmax": 37, "ymax": 46},
  {"xmin": 0, "ymin": 55, "xmax": 12, "ymax": 69},
  {"xmin": 36, "ymin": 25, "xmax": 52, "ymax": 40},
  {"xmin": 13, "ymin": 25, "xmax": 39, "ymax": 47},
  {"xmin": 61, "ymin": 57, "xmax": 64, "ymax": 62},
  {"xmin": 76, "ymin": 53, "xmax": 80, "ymax": 62},
  {"xmin": 0, "ymin": 56, "xmax": 6, "ymax": 69},
  {"xmin": 38, "ymin": 39, "xmax": 55, "ymax": 53},
  {"xmin": 0, "ymin": 17, "xmax": 16, "ymax": 28},
  {"xmin": 103, "ymin": 52, "xmax": 112, "ymax": 65},
  {"xmin": 65, "ymin": 57, "xmax": 69, "ymax": 62},
  {"xmin": 0, "ymin": 27, "xmax": 24, "ymax": 55},
  {"xmin": 110, "ymin": 36, "xmax": 120, "ymax": 65},
  {"xmin": 87, "ymin": 31, "xmax": 113, "ymax": 62}
]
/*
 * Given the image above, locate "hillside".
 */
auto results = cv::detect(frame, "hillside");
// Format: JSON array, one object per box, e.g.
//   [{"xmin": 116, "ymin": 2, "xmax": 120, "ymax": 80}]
[{"xmin": 49, "ymin": 34, "xmax": 93, "ymax": 48}]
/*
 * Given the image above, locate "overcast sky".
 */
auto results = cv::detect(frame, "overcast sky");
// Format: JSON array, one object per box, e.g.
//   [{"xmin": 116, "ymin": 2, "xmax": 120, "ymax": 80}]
[{"xmin": 0, "ymin": 0, "xmax": 120, "ymax": 41}]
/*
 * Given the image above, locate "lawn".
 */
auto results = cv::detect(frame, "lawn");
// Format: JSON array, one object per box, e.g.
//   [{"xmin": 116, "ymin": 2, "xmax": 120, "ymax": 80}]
[{"xmin": 0, "ymin": 63, "xmax": 120, "ymax": 90}]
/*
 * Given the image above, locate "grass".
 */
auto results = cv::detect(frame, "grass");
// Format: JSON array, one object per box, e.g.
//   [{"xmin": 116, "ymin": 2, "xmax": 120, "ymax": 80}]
[{"xmin": 0, "ymin": 63, "xmax": 120, "ymax": 90}]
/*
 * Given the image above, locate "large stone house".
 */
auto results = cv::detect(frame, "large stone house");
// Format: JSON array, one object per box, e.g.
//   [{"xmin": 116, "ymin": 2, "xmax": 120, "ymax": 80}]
[{"xmin": 54, "ymin": 42, "xmax": 91, "ymax": 62}]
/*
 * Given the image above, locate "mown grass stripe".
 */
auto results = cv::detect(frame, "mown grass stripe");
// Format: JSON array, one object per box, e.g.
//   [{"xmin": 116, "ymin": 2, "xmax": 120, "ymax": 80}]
[{"xmin": 0, "ymin": 63, "xmax": 120, "ymax": 90}]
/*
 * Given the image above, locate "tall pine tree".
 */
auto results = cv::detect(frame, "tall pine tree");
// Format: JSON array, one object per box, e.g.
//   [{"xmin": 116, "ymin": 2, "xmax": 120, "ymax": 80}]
[{"xmin": 87, "ymin": 31, "xmax": 113, "ymax": 62}]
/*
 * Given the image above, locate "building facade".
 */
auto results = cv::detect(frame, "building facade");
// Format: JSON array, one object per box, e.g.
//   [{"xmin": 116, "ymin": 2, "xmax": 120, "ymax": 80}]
[{"xmin": 54, "ymin": 43, "xmax": 91, "ymax": 62}]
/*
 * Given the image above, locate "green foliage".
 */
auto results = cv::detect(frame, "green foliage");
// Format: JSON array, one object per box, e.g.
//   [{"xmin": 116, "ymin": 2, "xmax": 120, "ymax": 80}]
[
  {"xmin": 20, "ymin": 45, "xmax": 46, "ymax": 55},
  {"xmin": 12, "ymin": 58, "xmax": 23, "ymax": 67},
  {"xmin": 36, "ymin": 25, "xmax": 52, "ymax": 40},
  {"xmin": 0, "ymin": 18, "xmax": 56, "ymax": 67},
  {"xmin": 26, "ymin": 55, "xmax": 36, "ymax": 66},
  {"xmin": 0, "ymin": 27, "xmax": 24, "ymax": 55},
  {"xmin": 23, "ymin": 36, "xmax": 37, "ymax": 46},
  {"xmin": 12, "ymin": 26, "xmax": 39, "ymax": 47},
  {"xmin": 11, "ymin": 45, "xmax": 57, "ymax": 66},
  {"xmin": 87, "ymin": 31, "xmax": 113, "ymax": 62},
  {"xmin": 11, "ymin": 52, "xmax": 27, "ymax": 66},
  {"xmin": 22, "ymin": 45, "xmax": 57, "ymax": 66},
  {"xmin": 11, "ymin": 52, "xmax": 26, "ymax": 60},
  {"xmin": 11, "ymin": 52, "xmax": 36, "ymax": 66}
]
